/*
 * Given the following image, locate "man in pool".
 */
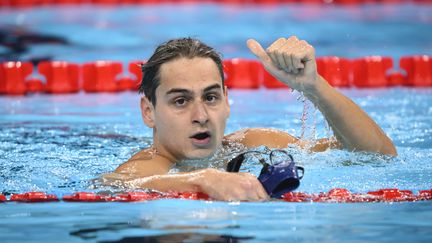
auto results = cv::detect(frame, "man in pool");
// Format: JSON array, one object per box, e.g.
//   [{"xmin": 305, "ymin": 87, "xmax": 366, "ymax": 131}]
[{"xmin": 106, "ymin": 36, "xmax": 397, "ymax": 201}]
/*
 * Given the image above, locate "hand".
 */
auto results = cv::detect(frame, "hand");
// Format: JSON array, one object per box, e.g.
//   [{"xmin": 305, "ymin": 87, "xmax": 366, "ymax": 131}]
[
  {"xmin": 247, "ymin": 36, "xmax": 320, "ymax": 96},
  {"xmin": 191, "ymin": 168, "xmax": 269, "ymax": 201}
]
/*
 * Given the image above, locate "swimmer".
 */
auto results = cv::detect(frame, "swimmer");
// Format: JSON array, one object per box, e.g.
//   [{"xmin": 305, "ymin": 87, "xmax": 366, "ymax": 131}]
[{"xmin": 104, "ymin": 36, "xmax": 397, "ymax": 201}]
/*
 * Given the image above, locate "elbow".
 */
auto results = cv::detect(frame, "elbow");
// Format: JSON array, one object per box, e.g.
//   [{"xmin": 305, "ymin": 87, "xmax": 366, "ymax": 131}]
[
  {"xmin": 380, "ymin": 139, "xmax": 397, "ymax": 156},
  {"xmin": 343, "ymin": 137, "xmax": 397, "ymax": 156}
]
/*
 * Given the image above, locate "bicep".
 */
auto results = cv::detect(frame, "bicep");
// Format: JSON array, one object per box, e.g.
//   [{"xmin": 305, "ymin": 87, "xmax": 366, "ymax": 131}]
[
  {"xmin": 225, "ymin": 128, "xmax": 342, "ymax": 151},
  {"xmin": 225, "ymin": 128, "xmax": 298, "ymax": 149}
]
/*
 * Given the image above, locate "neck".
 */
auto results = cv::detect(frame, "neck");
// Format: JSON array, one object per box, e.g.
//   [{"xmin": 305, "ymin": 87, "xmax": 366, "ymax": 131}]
[{"xmin": 152, "ymin": 131, "xmax": 178, "ymax": 166}]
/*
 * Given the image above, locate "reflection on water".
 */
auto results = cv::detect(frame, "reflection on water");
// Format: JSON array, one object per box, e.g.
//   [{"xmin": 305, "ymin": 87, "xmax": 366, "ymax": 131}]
[
  {"xmin": 99, "ymin": 234, "xmax": 253, "ymax": 243},
  {"xmin": 70, "ymin": 222, "xmax": 250, "ymax": 242}
]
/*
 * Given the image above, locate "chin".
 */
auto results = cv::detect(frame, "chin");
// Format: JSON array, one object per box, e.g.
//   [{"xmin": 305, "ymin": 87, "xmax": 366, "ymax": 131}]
[{"xmin": 187, "ymin": 148, "xmax": 216, "ymax": 160}]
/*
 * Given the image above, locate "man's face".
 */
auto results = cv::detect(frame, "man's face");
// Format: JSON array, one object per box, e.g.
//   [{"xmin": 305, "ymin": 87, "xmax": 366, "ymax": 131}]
[{"xmin": 142, "ymin": 57, "xmax": 230, "ymax": 161}]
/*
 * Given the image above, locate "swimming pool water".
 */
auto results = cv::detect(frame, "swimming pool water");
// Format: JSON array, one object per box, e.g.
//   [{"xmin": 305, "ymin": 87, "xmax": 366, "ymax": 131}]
[
  {"xmin": 1, "ymin": 3, "xmax": 432, "ymax": 243},
  {"xmin": 1, "ymin": 88, "xmax": 432, "ymax": 242},
  {"xmin": 1, "ymin": 3, "xmax": 431, "ymax": 62}
]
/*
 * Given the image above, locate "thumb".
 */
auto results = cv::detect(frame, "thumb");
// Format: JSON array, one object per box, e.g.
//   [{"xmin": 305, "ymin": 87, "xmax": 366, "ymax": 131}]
[{"xmin": 246, "ymin": 39, "xmax": 271, "ymax": 64}]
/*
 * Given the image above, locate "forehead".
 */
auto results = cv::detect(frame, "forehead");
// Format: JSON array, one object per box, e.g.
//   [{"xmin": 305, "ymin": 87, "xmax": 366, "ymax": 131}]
[{"xmin": 157, "ymin": 57, "xmax": 222, "ymax": 92}]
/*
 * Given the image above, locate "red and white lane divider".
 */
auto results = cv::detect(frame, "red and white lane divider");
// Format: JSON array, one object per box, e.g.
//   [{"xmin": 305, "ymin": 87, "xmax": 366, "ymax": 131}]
[
  {"xmin": 1, "ymin": 55, "xmax": 431, "ymax": 95},
  {"xmin": 1, "ymin": 188, "xmax": 431, "ymax": 203}
]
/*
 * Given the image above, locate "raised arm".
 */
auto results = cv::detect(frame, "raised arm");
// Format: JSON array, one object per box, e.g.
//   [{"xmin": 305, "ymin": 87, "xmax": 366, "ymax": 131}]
[{"xmin": 246, "ymin": 37, "xmax": 396, "ymax": 156}]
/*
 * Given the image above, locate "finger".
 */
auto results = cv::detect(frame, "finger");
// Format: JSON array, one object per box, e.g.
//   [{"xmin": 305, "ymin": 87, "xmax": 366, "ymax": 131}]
[
  {"xmin": 286, "ymin": 35, "xmax": 299, "ymax": 44},
  {"xmin": 246, "ymin": 38, "xmax": 272, "ymax": 64},
  {"xmin": 291, "ymin": 40, "xmax": 313, "ymax": 72},
  {"xmin": 275, "ymin": 50, "xmax": 288, "ymax": 71},
  {"xmin": 257, "ymin": 183, "xmax": 269, "ymax": 201},
  {"xmin": 299, "ymin": 40, "xmax": 315, "ymax": 63},
  {"xmin": 281, "ymin": 42, "xmax": 299, "ymax": 73},
  {"xmin": 282, "ymin": 48, "xmax": 294, "ymax": 73},
  {"xmin": 292, "ymin": 51, "xmax": 305, "ymax": 71},
  {"xmin": 281, "ymin": 37, "xmax": 299, "ymax": 73},
  {"xmin": 240, "ymin": 173, "xmax": 263, "ymax": 201},
  {"xmin": 246, "ymin": 175, "xmax": 268, "ymax": 201},
  {"xmin": 267, "ymin": 37, "xmax": 286, "ymax": 52},
  {"xmin": 267, "ymin": 38, "xmax": 287, "ymax": 69}
]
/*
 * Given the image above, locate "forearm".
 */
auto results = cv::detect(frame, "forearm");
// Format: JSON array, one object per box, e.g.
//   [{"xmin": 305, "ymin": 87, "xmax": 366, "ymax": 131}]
[
  {"xmin": 124, "ymin": 170, "xmax": 206, "ymax": 193},
  {"xmin": 305, "ymin": 75, "xmax": 396, "ymax": 155},
  {"xmin": 104, "ymin": 168, "xmax": 268, "ymax": 201}
]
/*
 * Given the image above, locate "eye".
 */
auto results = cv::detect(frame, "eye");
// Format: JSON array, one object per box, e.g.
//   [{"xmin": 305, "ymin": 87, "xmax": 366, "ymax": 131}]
[
  {"xmin": 205, "ymin": 94, "xmax": 219, "ymax": 103},
  {"xmin": 174, "ymin": 97, "xmax": 188, "ymax": 107}
]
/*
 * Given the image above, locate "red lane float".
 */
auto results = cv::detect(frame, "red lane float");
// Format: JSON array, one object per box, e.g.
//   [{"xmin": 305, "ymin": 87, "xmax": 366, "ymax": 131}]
[
  {"xmin": 92, "ymin": 0, "xmax": 120, "ymax": 4},
  {"xmin": 39, "ymin": 61, "xmax": 80, "ymax": 93},
  {"xmin": 128, "ymin": 60, "xmax": 145, "ymax": 91},
  {"xmin": 400, "ymin": 55, "xmax": 432, "ymax": 87},
  {"xmin": 52, "ymin": 0, "xmax": 86, "ymax": 4},
  {"xmin": 254, "ymin": 0, "xmax": 283, "ymax": 4},
  {"xmin": 9, "ymin": 192, "xmax": 59, "ymax": 202},
  {"xmin": 1, "ymin": 55, "xmax": 431, "ymax": 95},
  {"xmin": 224, "ymin": 58, "xmax": 260, "ymax": 89},
  {"xmin": 26, "ymin": 78, "xmax": 45, "ymax": 93},
  {"xmin": 0, "ymin": 61, "xmax": 33, "ymax": 95},
  {"xmin": 1, "ymin": 188, "xmax": 431, "ymax": 203},
  {"xmin": 333, "ymin": 0, "xmax": 362, "ymax": 4},
  {"xmin": 63, "ymin": 192, "xmax": 110, "ymax": 202},
  {"xmin": 83, "ymin": 61, "xmax": 123, "ymax": 92},
  {"xmin": 282, "ymin": 188, "xmax": 432, "ymax": 203},
  {"xmin": 262, "ymin": 61, "xmax": 289, "ymax": 89},
  {"xmin": 352, "ymin": 56, "xmax": 393, "ymax": 87},
  {"xmin": 317, "ymin": 56, "xmax": 351, "ymax": 87},
  {"xmin": 116, "ymin": 76, "xmax": 136, "ymax": 91},
  {"xmin": 386, "ymin": 71, "xmax": 405, "ymax": 86}
]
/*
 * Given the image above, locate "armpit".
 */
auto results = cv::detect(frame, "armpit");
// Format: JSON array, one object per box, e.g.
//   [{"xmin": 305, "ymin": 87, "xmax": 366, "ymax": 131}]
[{"xmin": 298, "ymin": 137, "xmax": 343, "ymax": 152}]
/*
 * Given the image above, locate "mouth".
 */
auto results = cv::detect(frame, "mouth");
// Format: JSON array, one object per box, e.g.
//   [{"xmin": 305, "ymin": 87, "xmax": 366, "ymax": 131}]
[{"xmin": 190, "ymin": 131, "xmax": 212, "ymax": 146}]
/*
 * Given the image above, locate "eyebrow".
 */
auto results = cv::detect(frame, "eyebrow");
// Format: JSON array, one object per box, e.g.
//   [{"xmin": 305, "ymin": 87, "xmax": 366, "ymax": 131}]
[
  {"xmin": 203, "ymin": 84, "xmax": 222, "ymax": 93},
  {"xmin": 165, "ymin": 83, "xmax": 222, "ymax": 96}
]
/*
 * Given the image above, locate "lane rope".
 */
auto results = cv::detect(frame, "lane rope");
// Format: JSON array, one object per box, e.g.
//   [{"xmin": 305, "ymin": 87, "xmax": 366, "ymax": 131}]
[{"xmin": 2, "ymin": 188, "xmax": 431, "ymax": 203}]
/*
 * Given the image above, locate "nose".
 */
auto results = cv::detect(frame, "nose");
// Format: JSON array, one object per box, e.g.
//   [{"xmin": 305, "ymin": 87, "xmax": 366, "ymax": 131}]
[{"xmin": 192, "ymin": 101, "xmax": 209, "ymax": 125}]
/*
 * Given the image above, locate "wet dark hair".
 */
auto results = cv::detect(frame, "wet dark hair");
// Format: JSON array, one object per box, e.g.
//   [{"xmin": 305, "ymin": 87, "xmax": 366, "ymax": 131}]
[{"xmin": 139, "ymin": 37, "xmax": 225, "ymax": 106}]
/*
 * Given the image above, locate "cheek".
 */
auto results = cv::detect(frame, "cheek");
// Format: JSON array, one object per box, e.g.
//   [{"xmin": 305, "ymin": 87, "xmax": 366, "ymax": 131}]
[
  {"xmin": 214, "ymin": 108, "xmax": 229, "ymax": 135},
  {"xmin": 155, "ymin": 112, "xmax": 185, "ymax": 137}
]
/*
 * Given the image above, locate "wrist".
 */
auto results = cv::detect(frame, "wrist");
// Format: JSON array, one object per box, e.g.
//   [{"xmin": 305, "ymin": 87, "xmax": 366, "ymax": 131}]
[
  {"xmin": 304, "ymin": 75, "xmax": 331, "ymax": 103},
  {"xmin": 187, "ymin": 168, "xmax": 218, "ymax": 191}
]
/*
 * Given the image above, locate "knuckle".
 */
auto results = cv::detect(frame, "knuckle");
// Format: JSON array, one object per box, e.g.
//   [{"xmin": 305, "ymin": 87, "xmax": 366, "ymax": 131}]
[
  {"xmin": 292, "ymin": 53, "xmax": 302, "ymax": 61},
  {"xmin": 275, "ymin": 50, "xmax": 285, "ymax": 57},
  {"xmin": 277, "ymin": 37, "xmax": 286, "ymax": 41},
  {"xmin": 280, "ymin": 47, "xmax": 291, "ymax": 56},
  {"xmin": 307, "ymin": 48, "xmax": 315, "ymax": 56}
]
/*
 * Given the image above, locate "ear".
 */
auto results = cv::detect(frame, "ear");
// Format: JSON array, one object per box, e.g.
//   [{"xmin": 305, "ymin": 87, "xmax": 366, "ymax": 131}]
[
  {"xmin": 140, "ymin": 96, "xmax": 155, "ymax": 128},
  {"xmin": 224, "ymin": 85, "xmax": 230, "ymax": 118}
]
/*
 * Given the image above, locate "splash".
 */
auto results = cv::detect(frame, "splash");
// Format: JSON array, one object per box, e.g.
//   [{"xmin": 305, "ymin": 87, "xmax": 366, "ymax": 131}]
[{"xmin": 298, "ymin": 92, "xmax": 318, "ymax": 150}]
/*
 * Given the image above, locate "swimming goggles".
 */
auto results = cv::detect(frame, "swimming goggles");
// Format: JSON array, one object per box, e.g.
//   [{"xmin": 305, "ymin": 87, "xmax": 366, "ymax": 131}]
[{"xmin": 226, "ymin": 150, "xmax": 304, "ymax": 199}]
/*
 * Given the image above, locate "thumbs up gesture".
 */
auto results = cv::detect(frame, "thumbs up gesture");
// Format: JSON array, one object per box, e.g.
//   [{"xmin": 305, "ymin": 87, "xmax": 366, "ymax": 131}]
[{"xmin": 247, "ymin": 36, "xmax": 321, "ymax": 96}]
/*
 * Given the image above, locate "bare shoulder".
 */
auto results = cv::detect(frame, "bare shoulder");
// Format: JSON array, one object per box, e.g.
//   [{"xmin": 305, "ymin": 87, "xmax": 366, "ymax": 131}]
[
  {"xmin": 224, "ymin": 128, "xmax": 298, "ymax": 149},
  {"xmin": 114, "ymin": 148, "xmax": 172, "ymax": 177}
]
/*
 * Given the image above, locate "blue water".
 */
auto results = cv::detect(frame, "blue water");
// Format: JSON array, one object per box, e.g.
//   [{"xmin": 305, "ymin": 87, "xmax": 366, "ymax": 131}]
[
  {"xmin": 1, "ymin": 4, "xmax": 431, "ymax": 63},
  {"xmin": 1, "ymin": 3, "xmax": 432, "ymax": 243}
]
